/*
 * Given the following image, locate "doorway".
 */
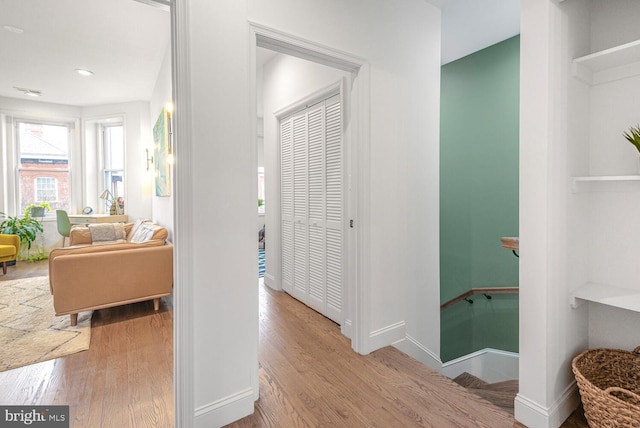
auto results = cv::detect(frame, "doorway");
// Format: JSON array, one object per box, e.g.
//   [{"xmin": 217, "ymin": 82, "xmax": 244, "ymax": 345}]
[
  {"xmin": 251, "ymin": 24, "xmax": 372, "ymax": 351},
  {"xmin": 256, "ymin": 45, "xmax": 353, "ymax": 330}
]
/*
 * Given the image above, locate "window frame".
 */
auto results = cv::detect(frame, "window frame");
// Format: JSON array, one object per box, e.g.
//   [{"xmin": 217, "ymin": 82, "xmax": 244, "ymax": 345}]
[
  {"xmin": 14, "ymin": 118, "xmax": 74, "ymax": 217},
  {"xmin": 99, "ymin": 121, "xmax": 125, "ymax": 212}
]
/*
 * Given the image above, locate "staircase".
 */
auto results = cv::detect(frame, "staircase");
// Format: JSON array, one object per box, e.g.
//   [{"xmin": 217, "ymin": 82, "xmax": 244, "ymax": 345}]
[{"xmin": 453, "ymin": 372, "xmax": 518, "ymax": 416}]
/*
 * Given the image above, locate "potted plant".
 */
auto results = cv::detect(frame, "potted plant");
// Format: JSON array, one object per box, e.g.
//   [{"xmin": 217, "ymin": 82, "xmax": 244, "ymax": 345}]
[
  {"xmin": 623, "ymin": 124, "xmax": 640, "ymax": 153},
  {"xmin": 24, "ymin": 201, "xmax": 51, "ymax": 218},
  {"xmin": 0, "ymin": 211, "xmax": 44, "ymax": 260}
]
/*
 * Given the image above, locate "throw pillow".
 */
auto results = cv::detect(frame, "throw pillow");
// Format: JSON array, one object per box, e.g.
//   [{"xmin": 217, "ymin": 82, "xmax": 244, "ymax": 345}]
[
  {"xmin": 130, "ymin": 222, "xmax": 161, "ymax": 243},
  {"xmin": 89, "ymin": 223, "xmax": 126, "ymax": 242},
  {"xmin": 127, "ymin": 218, "xmax": 152, "ymax": 241}
]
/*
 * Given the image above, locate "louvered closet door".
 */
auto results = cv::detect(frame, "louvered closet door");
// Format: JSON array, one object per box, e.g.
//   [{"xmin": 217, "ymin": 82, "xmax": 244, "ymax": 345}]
[
  {"xmin": 280, "ymin": 118, "xmax": 294, "ymax": 292},
  {"xmin": 280, "ymin": 94, "xmax": 343, "ymax": 324},
  {"xmin": 306, "ymin": 104, "xmax": 325, "ymax": 313},
  {"xmin": 292, "ymin": 112, "xmax": 309, "ymax": 301},
  {"xmin": 323, "ymin": 95, "xmax": 343, "ymax": 323}
]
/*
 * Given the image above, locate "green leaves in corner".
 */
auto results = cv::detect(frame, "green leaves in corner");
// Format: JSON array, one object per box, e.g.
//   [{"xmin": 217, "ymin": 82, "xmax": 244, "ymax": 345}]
[{"xmin": 624, "ymin": 125, "xmax": 640, "ymax": 154}]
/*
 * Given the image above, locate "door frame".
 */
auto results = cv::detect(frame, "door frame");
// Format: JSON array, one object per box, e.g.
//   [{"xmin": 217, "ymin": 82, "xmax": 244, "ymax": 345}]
[
  {"xmin": 249, "ymin": 22, "xmax": 372, "ymax": 354},
  {"xmin": 171, "ymin": 14, "xmax": 374, "ymax": 425}
]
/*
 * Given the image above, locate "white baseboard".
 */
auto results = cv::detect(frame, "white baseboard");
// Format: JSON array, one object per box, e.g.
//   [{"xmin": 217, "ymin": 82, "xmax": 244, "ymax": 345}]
[
  {"xmin": 263, "ymin": 273, "xmax": 277, "ymax": 290},
  {"xmin": 367, "ymin": 321, "xmax": 406, "ymax": 353},
  {"xmin": 442, "ymin": 348, "xmax": 519, "ymax": 383},
  {"xmin": 195, "ymin": 387, "xmax": 255, "ymax": 428},
  {"xmin": 341, "ymin": 318, "xmax": 352, "ymax": 339},
  {"xmin": 392, "ymin": 335, "xmax": 442, "ymax": 372},
  {"xmin": 514, "ymin": 382, "xmax": 580, "ymax": 428}
]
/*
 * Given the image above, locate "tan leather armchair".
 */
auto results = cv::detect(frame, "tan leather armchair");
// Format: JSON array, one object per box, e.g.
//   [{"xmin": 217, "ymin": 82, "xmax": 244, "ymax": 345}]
[
  {"xmin": 49, "ymin": 223, "xmax": 173, "ymax": 326},
  {"xmin": 0, "ymin": 234, "xmax": 20, "ymax": 275}
]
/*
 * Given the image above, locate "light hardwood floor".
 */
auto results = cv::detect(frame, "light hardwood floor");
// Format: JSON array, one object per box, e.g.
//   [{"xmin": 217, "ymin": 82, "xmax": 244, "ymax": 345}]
[
  {"xmin": 0, "ymin": 260, "xmax": 587, "ymax": 427},
  {"xmin": 233, "ymin": 281, "xmax": 588, "ymax": 427},
  {"xmin": 0, "ymin": 260, "xmax": 174, "ymax": 427}
]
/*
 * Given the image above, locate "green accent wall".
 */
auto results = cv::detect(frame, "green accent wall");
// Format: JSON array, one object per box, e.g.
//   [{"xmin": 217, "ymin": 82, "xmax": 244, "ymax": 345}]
[{"xmin": 440, "ymin": 36, "xmax": 520, "ymax": 362}]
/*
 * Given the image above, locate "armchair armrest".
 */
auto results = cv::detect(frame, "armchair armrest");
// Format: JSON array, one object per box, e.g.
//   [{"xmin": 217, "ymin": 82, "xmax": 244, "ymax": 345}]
[{"xmin": 0, "ymin": 233, "xmax": 19, "ymax": 245}]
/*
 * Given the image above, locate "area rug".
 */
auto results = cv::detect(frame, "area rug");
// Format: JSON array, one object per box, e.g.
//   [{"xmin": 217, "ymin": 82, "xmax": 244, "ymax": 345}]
[
  {"xmin": 259, "ymin": 249, "xmax": 265, "ymax": 278},
  {"xmin": 0, "ymin": 276, "xmax": 92, "ymax": 372}
]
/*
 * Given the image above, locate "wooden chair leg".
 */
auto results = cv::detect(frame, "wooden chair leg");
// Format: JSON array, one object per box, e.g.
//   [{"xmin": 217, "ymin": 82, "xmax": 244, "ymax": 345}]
[
  {"xmin": 153, "ymin": 298, "xmax": 160, "ymax": 311},
  {"xmin": 70, "ymin": 313, "xmax": 78, "ymax": 326},
  {"xmin": 2, "ymin": 262, "xmax": 6, "ymax": 275}
]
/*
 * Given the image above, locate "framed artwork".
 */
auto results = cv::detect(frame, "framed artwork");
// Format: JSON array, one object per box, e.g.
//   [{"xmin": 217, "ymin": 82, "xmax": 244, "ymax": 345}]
[{"xmin": 153, "ymin": 106, "xmax": 171, "ymax": 196}]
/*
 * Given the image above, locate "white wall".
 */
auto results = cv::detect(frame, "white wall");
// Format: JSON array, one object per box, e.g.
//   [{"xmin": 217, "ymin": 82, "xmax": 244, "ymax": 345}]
[
  {"xmin": 179, "ymin": 0, "xmax": 441, "ymax": 426},
  {"xmin": 517, "ymin": 1, "xmax": 640, "ymax": 427},
  {"xmin": 83, "ymin": 101, "xmax": 153, "ymax": 222},
  {"xmin": 516, "ymin": 1, "xmax": 589, "ymax": 427},
  {"xmin": 261, "ymin": 53, "xmax": 349, "ymax": 292}
]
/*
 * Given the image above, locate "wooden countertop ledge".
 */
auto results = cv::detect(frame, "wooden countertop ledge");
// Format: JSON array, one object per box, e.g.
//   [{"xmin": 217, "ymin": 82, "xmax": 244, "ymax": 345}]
[{"xmin": 501, "ymin": 237, "xmax": 519, "ymax": 251}]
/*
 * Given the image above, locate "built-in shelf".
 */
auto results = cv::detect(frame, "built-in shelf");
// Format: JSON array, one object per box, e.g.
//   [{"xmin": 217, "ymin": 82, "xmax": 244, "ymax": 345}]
[
  {"xmin": 571, "ymin": 175, "xmax": 640, "ymax": 192},
  {"xmin": 573, "ymin": 39, "xmax": 640, "ymax": 85},
  {"xmin": 570, "ymin": 282, "xmax": 640, "ymax": 313}
]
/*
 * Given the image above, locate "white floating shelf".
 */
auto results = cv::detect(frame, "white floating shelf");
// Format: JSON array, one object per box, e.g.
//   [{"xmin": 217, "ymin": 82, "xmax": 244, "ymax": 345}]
[
  {"xmin": 570, "ymin": 282, "xmax": 640, "ymax": 313},
  {"xmin": 573, "ymin": 39, "xmax": 640, "ymax": 85},
  {"xmin": 573, "ymin": 175, "xmax": 640, "ymax": 182},
  {"xmin": 571, "ymin": 175, "xmax": 640, "ymax": 192}
]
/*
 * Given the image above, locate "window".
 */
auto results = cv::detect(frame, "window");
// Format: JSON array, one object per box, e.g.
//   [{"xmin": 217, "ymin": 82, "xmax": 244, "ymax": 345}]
[
  {"xmin": 102, "ymin": 124, "xmax": 125, "ymax": 208},
  {"xmin": 17, "ymin": 121, "xmax": 71, "ymax": 214},
  {"xmin": 35, "ymin": 177, "xmax": 58, "ymax": 202}
]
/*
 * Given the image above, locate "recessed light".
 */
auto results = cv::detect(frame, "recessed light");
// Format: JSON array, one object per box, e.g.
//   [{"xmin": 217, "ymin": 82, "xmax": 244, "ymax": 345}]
[
  {"xmin": 75, "ymin": 69, "xmax": 94, "ymax": 76},
  {"xmin": 14, "ymin": 87, "xmax": 42, "ymax": 97},
  {"xmin": 3, "ymin": 25, "xmax": 24, "ymax": 34}
]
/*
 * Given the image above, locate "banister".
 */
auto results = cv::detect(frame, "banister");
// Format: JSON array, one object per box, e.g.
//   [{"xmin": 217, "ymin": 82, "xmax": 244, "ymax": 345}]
[{"xmin": 440, "ymin": 287, "xmax": 519, "ymax": 311}]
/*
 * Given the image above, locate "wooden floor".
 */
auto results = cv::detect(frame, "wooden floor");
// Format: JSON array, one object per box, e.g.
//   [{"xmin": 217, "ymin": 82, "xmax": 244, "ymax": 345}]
[
  {"xmin": 231, "ymin": 282, "xmax": 510, "ymax": 427},
  {"xmin": 0, "ymin": 261, "xmax": 588, "ymax": 428},
  {"xmin": 231, "ymin": 281, "xmax": 588, "ymax": 427},
  {"xmin": 0, "ymin": 260, "xmax": 174, "ymax": 427}
]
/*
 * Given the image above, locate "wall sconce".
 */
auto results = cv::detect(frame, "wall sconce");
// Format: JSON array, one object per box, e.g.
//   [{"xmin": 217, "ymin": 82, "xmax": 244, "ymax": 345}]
[
  {"xmin": 165, "ymin": 101, "xmax": 174, "ymax": 164},
  {"xmin": 146, "ymin": 148, "xmax": 154, "ymax": 171}
]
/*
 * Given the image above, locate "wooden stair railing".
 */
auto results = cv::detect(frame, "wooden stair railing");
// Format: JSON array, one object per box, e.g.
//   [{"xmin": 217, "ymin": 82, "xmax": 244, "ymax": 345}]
[{"xmin": 440, "ymin": 287, "xmax": 519, "ymax": 311}]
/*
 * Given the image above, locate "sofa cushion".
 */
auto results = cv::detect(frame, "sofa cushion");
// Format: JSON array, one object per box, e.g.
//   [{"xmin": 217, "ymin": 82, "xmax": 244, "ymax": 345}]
[
  {"xmin": 50, "ymin": 240, "xmax": 167, "ymax": 262},
  {"xmin": 0, "ymin": 245, "xmax": 17, "ymax": 257},
  {"xmin": 69, "ymin": 222, "xmax": 166, "ymax": 246},
  {"xmin": 69, "ymin": 227, "xmax": 92, "ymax": 246}
]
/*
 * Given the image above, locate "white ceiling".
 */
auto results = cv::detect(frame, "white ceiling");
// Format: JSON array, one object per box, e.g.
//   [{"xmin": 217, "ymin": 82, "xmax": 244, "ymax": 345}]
[
  {"xmin": 437, "ymin": 0, "xmax": 521, "ymax": 65},
  {"xmin": 0, "ymin": 0, "xmax": 518, "ymax": 107},
  {"xmin": 0, "ymin": 0, "xmax": 170, "ymax": 107}
]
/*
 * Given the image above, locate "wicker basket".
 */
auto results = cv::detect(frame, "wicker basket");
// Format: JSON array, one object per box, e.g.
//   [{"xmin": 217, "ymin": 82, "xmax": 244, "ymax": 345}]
[{"xmin": 572, "ymin": 346, "xmax": 640, "ymax": 427}]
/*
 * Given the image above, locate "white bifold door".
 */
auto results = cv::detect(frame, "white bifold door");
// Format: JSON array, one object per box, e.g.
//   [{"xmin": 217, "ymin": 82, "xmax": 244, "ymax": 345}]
[{"xmin": 280, "ymin": 94, "xmax": 343, "ymax": 324}]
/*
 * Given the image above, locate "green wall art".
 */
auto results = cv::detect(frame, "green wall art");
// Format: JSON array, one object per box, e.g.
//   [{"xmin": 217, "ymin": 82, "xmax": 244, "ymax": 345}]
[{"xmin": 153, "ymin": 107, "xmax": 171, "ymax": 197}]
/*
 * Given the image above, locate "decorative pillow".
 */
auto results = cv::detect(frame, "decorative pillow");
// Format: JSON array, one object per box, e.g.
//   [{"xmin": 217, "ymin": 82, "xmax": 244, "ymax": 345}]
[
  {"xmin": 127, "ymin": 218, "xmax": 152, "ymax": 241},
  {"xmin": 130, "ymin": 222, "xmax": 161, "ymax": 243},
  {"xmin": 89, "ymin": 223, "xmax": 126, "ymax": 243}
]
